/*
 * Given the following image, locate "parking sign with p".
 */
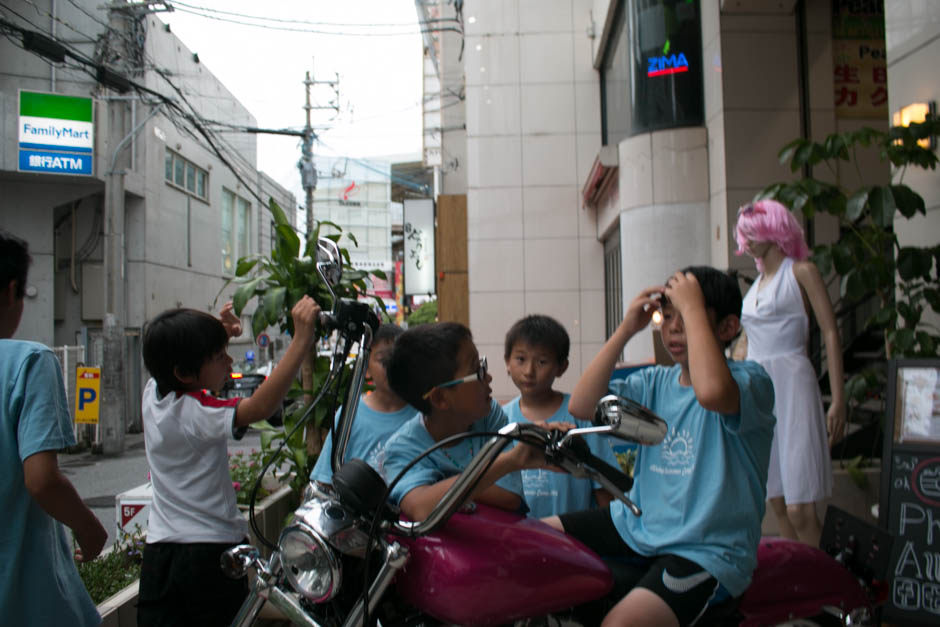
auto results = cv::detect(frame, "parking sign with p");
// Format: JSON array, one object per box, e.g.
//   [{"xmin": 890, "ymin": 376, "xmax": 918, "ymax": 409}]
[{"xmin": 75, "ymin": 367, "xmax": 100, "ymax": 424}]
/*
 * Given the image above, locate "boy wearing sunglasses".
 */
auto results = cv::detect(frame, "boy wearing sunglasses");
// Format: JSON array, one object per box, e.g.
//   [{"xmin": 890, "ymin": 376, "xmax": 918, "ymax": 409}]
[{"xmin": 383, "ymin": 322, "xmax": 555, "ymax": 522}]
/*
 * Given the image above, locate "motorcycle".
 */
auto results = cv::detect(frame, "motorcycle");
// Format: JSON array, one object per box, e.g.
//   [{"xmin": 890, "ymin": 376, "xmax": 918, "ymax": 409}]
[{"xmin": 223, "ymin": 237, "xmax": 892, "ymax": 627}]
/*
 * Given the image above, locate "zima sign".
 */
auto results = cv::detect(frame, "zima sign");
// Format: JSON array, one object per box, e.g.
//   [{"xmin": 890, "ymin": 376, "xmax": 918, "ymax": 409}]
[
  {"xmin": 647, "ymin": 53, "xmax": 690, "ymax": 77},
  {"xmin": 74, "ymin": 367, "xmax": 101, "ymax": 424},
  {"xmin": 18, "ymin": 90, "xmax": 94, "ymax": 176}
]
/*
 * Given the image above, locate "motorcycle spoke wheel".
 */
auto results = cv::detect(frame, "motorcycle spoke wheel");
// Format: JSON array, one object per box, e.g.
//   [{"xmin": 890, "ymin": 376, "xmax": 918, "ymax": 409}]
[{"xmin": 774, "ymin": 616, "xmax": 843, "ymax": 627}]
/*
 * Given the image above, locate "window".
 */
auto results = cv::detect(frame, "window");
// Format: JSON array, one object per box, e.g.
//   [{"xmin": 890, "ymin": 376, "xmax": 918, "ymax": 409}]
[
  {"xmin": 222, "ymin": 188, "xmax": 251, "ymax": 275},
  {"xmin": 601, "ymin": 0, "xmax": 704, "ymax": 144},
  {"xmin": 164, "ymin": 149, "xmax": 208, "ymax": 201}
]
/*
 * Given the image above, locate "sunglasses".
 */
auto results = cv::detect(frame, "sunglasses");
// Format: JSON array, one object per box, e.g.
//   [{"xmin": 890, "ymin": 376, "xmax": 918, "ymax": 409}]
[
  {"xmin": 422, "ymin": 356, "xmax": 488, "ymax": 399},
  {"xmin": 737, "ymin": 203, "xmax": 766, "ymax": 216}
]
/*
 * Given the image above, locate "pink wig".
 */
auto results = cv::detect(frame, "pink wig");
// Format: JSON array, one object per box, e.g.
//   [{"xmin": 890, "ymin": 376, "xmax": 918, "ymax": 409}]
[{"xmin": 734, "ymin": 199, "xmax": 810, "ymax": 272}]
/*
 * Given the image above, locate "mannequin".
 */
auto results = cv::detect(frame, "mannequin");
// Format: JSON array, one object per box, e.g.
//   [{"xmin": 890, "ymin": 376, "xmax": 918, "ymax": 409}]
[{"xmin": 734, "ymin": 200, "xmax": 845, "ymax": 547}]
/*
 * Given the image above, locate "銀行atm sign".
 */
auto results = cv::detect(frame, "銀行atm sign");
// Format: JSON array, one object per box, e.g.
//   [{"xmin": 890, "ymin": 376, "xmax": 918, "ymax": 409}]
[
  {"xmin": 647, "ymin": 53, "xmax": 690, "ymax": 77},
  {"xmin": 18, "ymin": 90, "xmax": 94, "ymax": 176}
]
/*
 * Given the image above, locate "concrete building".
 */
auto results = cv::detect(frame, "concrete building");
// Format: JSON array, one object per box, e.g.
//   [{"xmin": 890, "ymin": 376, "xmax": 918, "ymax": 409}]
[
  {"xmin": 1, "ymin": 1, "xmax": 297, "ymax": 445},
  {"xmin": 418, "ymin": 0, "xmax": 935, "ymax": 402}
]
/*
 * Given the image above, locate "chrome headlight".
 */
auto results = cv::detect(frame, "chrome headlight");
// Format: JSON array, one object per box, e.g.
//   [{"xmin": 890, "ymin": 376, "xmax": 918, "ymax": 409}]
[{"xmin": 278, "ymin": 523, "xmax": 342, "ymax": 602}]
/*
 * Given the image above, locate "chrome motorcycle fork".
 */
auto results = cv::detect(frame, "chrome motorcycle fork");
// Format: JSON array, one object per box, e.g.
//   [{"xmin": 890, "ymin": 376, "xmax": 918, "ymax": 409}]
[
  {"xmin": 341, "ymin": 541, "xmax": 410, "ymax": 627},
  {"xmin": 230, "ymin": 554, "xmax": 283, "ymax": 627}
]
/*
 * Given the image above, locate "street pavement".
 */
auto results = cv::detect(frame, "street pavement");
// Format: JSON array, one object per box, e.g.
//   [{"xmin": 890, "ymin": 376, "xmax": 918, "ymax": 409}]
[{"xmin": 60, "ymin": 428, "xmax": 265, "ymax": 549}]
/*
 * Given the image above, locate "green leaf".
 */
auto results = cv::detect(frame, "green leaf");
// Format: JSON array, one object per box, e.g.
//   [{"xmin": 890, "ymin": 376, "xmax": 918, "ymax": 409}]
[
  {"xmin": 268, "ymin": 198, "xmax": 289, "ymax": 227},
  {"xmin": 346, "ymin": 231, "xmax": 359, "ymax": 247},
  {"xmin": 916, "ymin": 331, "xmax": 937, "ymax": 356},
  {"xmin": 831, "ymin": 243, "xmax": 855, "ymax": 275},
  {"xmin": 276, "ymin": 224, "xmax": 300, "ymax": 259},
  {"xmin": 846, "ymin": 188, "xmax": 870, "ymax": 222},
  {"xmin": 892, "ymin": 327, "xmax": 916, "ymax": 355},
  {"xmin": 840, "ymin": 269, "xmax": 867, "ymax": 301},
  {"xmin": 793, "ymin": 142, "xmax": 816, "ymax": 171},
  {"xmin": 868, "ymin": 306, "xmax": 895, "ymax": 328},
  {"xmin": 264, "ymin": 286, "xmax": 287, "ymax": 326},
  {"xmin": 235, "ymin": 257, "xmax": 260, "ymax": 277},
  {"xmin": 812, "ymin": 247, "xmax": 833, "ymax": 276},
  {"xmin": 260, "ymin": 429, "xmax": 276, "ymax": 450},
  {"xmin": 869, "ymin": 186, "xmax": 897, "ymax": 228},
  {"xmin": 251, "ymin": 306, "xmax": 267, "ymax": 338},
  {"xmin": 371, "ymin": 269, "xmax": 388, "ymax": 281},
  {"xmin": 891, "ymin": 184, "xmax": 926, "ymax": 219},
  {"xmin": 845, "ymin": 374, "xmax": 871, "ymax": 402},
  {"xmin": 233, "ymin": 277, "xmax": 263, "ymax": 315},
  {"xmin": 778, "ymin": 138, "xmax": 807, "ymax": 169},
  {"xmin": 897, "ymin": 247, "xmax": 934, "ymax": 281}
]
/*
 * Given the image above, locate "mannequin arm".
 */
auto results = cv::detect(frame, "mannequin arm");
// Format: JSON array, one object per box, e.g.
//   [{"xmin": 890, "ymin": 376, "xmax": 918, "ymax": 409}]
[{"xmin": 793, "ymin": 260, "xmax": 846, "ymax": 446}]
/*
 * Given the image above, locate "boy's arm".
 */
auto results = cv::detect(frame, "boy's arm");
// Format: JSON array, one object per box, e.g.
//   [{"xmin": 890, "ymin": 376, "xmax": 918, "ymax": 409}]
[
  {"xmin": 665, "ymin": 271, "xmax": 740, "ymax": 414},
  {"xmin": 399, "ymin": 450, "xmax": 526, "ymax": 521},
  {"xmin": 569, "ymin": 286, "xmax": 664, "ymax": 420},
  {"xmin": 235, "ymin": 296, "xmax": 319, "ymax": 427},
  {"xmin": 23, "ymin": 451, "xmax": 107, "ymax": 562}
]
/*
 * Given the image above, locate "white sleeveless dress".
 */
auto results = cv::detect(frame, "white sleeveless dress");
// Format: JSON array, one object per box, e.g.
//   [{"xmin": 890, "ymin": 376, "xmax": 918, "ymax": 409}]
[{"xmin": 741, "ymin": 257, "xmax": 832, "ymax": 504}]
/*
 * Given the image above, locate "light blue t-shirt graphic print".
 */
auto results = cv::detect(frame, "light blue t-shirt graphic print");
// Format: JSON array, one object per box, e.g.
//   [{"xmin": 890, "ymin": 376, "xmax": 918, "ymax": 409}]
[
  {"xmin": 311, "ymin": 401, "xmax": 417, "ymax": 484},
  {"xmin": 607, "ymin": 361, "xmax": 775, "ymax": 597},
  {"xmin": 503, "ymin": 393, "xmax": 621, "ymax": 518},
  {"xmin": 384, "ymin": 399, "xmax": 526, "ymax": 511}
]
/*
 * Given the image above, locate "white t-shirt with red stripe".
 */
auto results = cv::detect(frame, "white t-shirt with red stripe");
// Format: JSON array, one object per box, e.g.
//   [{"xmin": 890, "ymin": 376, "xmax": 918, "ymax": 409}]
[{"xmin": 142, "ymin": 378, "xmax": 250, "ymax": 544}]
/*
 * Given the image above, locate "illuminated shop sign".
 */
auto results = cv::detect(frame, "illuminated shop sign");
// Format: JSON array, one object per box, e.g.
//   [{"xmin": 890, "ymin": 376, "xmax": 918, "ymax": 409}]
[
  {"xmin": 18, "ymin": 90, "xmax": 94, "ymax": 176},
  {"xmin": 647, "ymin": 53, "xmax": 690, "ymax": 77}
]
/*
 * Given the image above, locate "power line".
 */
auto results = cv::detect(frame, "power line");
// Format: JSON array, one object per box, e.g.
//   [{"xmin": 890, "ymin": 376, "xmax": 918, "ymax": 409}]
[
  {"xmin": 166, "ymin": 4, "xmax": 461, "ymax": 37},
  {"xmin": 168, "ymin": 1, "xmax": 457, "ymax": 29}
]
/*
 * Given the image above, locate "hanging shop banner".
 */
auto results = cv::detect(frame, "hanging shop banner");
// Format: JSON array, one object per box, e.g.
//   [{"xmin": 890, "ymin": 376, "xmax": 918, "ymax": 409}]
[
  {"xmin": 831, "ymin": 0, "xmax": 887, "ymax": 120},
  {"xmin": 394, "ymin": 260, "xmax": 405, "ymax": 324},
  {"xmin": 18, "ymin": 90, "xmax": 94, "ymax": 176},
  {"xmin": 403, "ymin": 198, "xmax": 436, "ymax": 296},
  {"xmin": 74, "ymin": 367, "xmax": 101, "ymax": 424}
]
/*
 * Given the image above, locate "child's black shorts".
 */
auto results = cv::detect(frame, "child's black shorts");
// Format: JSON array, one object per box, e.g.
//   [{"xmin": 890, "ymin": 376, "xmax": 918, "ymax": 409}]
[
  {"xmin": 138, "ymin": 540, "xmax": 249, "ymax": 627},
  {"xmin": 559, "ymin": 508, "xmax": 730, "ymax": 626}
]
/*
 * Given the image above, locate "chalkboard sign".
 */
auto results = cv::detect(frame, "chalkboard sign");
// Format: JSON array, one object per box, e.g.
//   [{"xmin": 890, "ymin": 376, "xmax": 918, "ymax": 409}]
[{"xmin": 879, "ymin": 359, "xmax": 940, "ymax": 625}]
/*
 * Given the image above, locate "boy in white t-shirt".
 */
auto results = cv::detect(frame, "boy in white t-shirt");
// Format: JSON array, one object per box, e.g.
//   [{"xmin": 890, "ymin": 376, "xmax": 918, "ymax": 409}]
[{"xmin": 139, "ymin": 296, "xmax": 319, "ymax": 626}]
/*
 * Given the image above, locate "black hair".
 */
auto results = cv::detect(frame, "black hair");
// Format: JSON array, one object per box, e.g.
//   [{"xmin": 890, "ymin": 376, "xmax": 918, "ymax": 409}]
[
  {"xmin": 678, "ymin": 266, "xmax": 743, "ymax": 323},
  {"xmin": 386, "ymin": 322, "xmax": 472, "ymax": 414},
  {"xmin": 0, "ymin": 231, "xmax": 31, "ymax": 299},
  {"xmin": 142, "ymin": 308, "xmax": 228, "ymax": 395},
  {"xmin": 503, "ymin": 314, "xmax": 570, "ymax": 363},
  {"xmin": 374, "ymin": 322, "xmax": 404, "ymax": 346}
]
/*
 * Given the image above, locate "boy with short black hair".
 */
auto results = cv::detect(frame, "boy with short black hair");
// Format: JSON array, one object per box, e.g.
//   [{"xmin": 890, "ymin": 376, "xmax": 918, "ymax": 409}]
[
  {"xmin": 503, "ymin": 314, "xmax": 618, "ymax": 516},
  {"xmin": 383, "ymin": 322, "xmax": 554, "ymax": 522},
  {"xmin": 548, "ymin": 266, "xmax": 775, "ymax": 627},
  {"xmin": 0, "ymin": 231, "xmax": 107, "ymax": 626},
  {"xmin": 138, "ymin": 295, "xmax": 319, "ymax": 626},
  {"xmin": 311, "ymin": 323, "xmax": 413, "ymax": 483}
]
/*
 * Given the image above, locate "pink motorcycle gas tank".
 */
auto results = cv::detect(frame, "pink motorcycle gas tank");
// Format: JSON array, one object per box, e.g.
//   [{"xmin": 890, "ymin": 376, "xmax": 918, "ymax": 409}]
[
  {"xmin": 394, "ymin": 504, "xmax": 612, "ymax": 626},
  {"xmin": 738, "ymin": 537, "xmax": 870, "ymax": 627}
]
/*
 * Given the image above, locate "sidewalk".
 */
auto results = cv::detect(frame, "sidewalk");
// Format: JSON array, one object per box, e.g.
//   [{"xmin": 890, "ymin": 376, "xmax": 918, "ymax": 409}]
[{"xmin": 61, "ymin": 429, "xmax": 264, "ymax": 548}]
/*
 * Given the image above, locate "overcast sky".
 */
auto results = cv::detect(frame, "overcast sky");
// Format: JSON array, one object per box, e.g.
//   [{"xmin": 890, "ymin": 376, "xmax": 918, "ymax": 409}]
[{"xmin": 157, "ymin": 0, "xmax": 424, "ymax": 203}]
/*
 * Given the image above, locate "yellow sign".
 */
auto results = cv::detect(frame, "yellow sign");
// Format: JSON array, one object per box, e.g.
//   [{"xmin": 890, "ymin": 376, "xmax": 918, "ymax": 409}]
[{"xmin": 75, "ymin": 367, "xmax": 100, "ymax": 424}]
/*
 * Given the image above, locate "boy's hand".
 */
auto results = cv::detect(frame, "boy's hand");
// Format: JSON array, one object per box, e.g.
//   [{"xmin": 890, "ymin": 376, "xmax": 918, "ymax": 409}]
[
  {"xmin": 219, "ymin": 301, "xmax": 243, "ymax": 339},
  {"xmin": 664, "ymin": 271, "xmax": 706, "ymax": 316},
  {"xmin": 290, "ymin": 295, "xmax": 321, "ymax": 346},
  {"xmin": 622, "ymin": 286, "xmax": 666, "ymax": 335},
  {"xmin": 74, "ymin": 518, "xmax": 108, "ymax": 563}
]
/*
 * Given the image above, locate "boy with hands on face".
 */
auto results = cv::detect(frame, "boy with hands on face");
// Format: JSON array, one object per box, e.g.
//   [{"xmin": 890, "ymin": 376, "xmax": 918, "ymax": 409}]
[{"xmin": 546, "ymin": 267, "xmax": 775, "ymax": 627}]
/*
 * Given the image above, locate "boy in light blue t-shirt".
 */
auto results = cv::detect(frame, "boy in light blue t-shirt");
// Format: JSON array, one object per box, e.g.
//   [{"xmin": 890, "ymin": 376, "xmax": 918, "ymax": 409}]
[
  {"xmin": 545, "ymin": 266, "xmax": 775, "ymax": 627},
  {"xmin": 383, "ymin": 322, "xmax": 557, "ymax": 521},
  {"xmin": 311, "ymin": 323, "xmax": 413, "ymax": 484},
  {"xmin": 502, "ymin": 314, "xmax": 619, "ymax": 518},
  {"xmin": 0, "ymin": 231, "xmax": 107, "ymax": 627}
]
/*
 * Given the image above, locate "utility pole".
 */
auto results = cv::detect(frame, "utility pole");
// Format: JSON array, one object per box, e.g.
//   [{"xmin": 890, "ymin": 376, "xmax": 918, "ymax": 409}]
[{"xmin": 299, "ymin": 61, "xmax": 340, "ymax": 239}]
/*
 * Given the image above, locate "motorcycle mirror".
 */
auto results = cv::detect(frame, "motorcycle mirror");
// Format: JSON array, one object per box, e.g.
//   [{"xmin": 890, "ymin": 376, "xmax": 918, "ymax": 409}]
[
  {"xmin": 594, "ymin": 395, "xmax": 668, "ymax": 445},
  {"xmin": 316, "ymin": 237, "xmax": 343, "ymax": 298}
]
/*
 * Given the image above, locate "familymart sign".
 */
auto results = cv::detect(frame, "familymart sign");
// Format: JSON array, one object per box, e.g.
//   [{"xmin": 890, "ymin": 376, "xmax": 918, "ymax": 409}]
[{"xmin": 18, "ymin": 90, "xmax": 94, "ymax": 176}]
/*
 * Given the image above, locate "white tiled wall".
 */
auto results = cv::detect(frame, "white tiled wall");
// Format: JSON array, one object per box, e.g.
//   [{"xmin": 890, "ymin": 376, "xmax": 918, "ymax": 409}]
[{"xmin": 464, "ymin": 0, "xmax": 602, "ymax": 403}]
